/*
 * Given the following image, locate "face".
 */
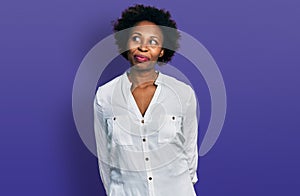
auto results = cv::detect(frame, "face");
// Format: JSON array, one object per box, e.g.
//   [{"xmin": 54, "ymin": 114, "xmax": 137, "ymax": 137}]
[{"xmin": 127, "ymin": 21, "xmax": 164, "ymax": 70}]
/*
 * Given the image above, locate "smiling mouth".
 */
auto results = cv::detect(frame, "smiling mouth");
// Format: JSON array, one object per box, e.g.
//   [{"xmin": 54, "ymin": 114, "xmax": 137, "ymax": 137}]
[{"xmin": 134, "ymin": 55, "xmax": 150, "ymax": 63}]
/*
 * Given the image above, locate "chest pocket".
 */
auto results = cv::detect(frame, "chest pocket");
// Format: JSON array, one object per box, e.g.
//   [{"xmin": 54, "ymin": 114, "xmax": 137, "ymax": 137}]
[
  {"xmin": 107, "ymin": 116, "xmax": 134, "ymax": 146},
  {"xmin": 158, "ymin": 115, "xmax": 183, "ymax": 143}
]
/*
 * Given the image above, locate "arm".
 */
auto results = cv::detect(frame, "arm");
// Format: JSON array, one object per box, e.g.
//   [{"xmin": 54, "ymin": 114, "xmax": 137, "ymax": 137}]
[
  {"xmin": 94, "ymin": 96, "xmax": 111, "ymax": 194},
  {"xmin": 183, "ymin": 87, "xmax": 199, "ymax": 184}
]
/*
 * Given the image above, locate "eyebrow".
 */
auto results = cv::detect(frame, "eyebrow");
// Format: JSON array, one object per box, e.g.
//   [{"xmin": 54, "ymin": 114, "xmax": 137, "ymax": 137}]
[
  {"xmin": 131, "ymin": 32, "xmax": 142, "ymax": 36},
  {"xmin": 131, "ymin": 32, "xmax": 161, "ymax": 40}
]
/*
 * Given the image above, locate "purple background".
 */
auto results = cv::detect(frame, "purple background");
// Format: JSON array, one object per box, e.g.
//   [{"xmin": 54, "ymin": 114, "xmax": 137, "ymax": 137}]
[{"xmin": 1, "ymin": 0, "xmax": 299, "ymax": 195}]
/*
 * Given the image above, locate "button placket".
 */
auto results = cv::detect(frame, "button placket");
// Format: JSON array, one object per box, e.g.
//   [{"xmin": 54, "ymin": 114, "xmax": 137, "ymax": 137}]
[
  {"xmin": 142, "ymin": 141, "xmax": 151, "ymax": 170},
  {"xmin": 141, "ymin": 135, "xmax": 154, "ymax": 192},
  {"xmin": 139, "ymin": 117, "xmax": 154, "ymax": 195}
]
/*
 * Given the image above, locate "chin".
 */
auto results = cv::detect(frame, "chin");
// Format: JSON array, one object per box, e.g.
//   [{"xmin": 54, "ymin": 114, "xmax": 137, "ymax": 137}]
[{"xmin": 131, "ymin": 61, "xmax": 155, "ymax": 70}]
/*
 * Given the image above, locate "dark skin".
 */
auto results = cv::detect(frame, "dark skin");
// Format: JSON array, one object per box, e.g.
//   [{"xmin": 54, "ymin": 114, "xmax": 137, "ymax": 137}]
[
  {"xmin": 132, "ymin": 80, "xmax": 157, "ymax": 116},
  {"xmin": 127, "ymin": 21, "xmax": 164, "ymax": 116}
]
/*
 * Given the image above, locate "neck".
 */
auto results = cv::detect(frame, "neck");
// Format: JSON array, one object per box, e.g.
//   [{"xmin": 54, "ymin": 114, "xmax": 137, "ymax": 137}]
[{"xmin": 128, "ymin": 68, "xmax": 158, "ymax": 90}]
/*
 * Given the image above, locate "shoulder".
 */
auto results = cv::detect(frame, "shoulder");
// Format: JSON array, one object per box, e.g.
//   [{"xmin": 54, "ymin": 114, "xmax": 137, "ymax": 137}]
[
  {"xmin": 95, "ymin": 74, "xmax": 123, "ymax": 105},
  {"xmin": 97, "ymin": 74, "xmax": 123, "ymax": 92},
  {"xmin": 159, "ymin": 73, "xmax": 195, "ymax": 99},
  {"xmin": 159, "ymin": 73, "xmax": 197, "ymax": 114}
]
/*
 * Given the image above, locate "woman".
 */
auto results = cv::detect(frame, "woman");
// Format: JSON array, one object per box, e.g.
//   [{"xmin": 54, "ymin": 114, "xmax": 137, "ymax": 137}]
[{"xmin": 94, "ymin": 4, "xmax": 198, "ymax": 196}]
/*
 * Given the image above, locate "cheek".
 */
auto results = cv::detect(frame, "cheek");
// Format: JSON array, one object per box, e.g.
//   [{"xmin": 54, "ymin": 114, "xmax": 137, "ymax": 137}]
[
  {"xmin": 152, "ymin": 49, "xmax": 163, "ymax": 58},
  {"xmin": 126, "ymin": 41, "xmax": 136, "ymax": 56},
  {"xmin": 127, "ymin": 40, "xmax": 139, "ymax": 51},
  {"xmin": 126, "ymin": 48, "xmax": 137, "ymax": 63}
]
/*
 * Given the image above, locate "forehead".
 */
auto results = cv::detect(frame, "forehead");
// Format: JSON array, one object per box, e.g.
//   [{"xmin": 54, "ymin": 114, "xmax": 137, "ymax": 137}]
[{"xmin": 130, "ymin": 21, "xmax": 163, "ymax": 38}]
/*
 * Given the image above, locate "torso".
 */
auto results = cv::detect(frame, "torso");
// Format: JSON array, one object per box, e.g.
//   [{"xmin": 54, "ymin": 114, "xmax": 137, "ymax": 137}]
[{"xmin": 131, "ymin": 81, "xmax": 157, "ymax": 116}]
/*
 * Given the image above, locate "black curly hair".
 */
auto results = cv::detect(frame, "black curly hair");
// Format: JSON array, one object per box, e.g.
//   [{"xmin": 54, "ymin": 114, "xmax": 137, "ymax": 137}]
[{"xmin": 113, "ymin": 4, "xmax": 180, "ymax": 64}]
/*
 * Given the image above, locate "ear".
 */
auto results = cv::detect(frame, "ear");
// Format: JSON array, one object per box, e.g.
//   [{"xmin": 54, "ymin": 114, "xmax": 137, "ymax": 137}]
[{"xmin": 159, "ymin": 49, "xmax": 164, "ymax": 57}]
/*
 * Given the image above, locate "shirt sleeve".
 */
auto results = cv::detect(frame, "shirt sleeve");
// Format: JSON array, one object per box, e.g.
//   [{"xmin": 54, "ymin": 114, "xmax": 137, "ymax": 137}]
[
  {"xmin": 94, "ymin": 96, "xmax": 111, "ymax": 194},
  {"xmin": 182, "ymin": 87, "xmax": 199, "ymax": 184}
]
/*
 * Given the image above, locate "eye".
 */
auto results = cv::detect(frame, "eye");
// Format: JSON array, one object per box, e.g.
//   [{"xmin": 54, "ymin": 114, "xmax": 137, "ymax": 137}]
[
  {"xmin": 132, "ymin": 36, "xmax": 141, "ymax": 43},
  {"xmin": 149, "ymin": 39, "xmax": 158, "ymax": 45}
]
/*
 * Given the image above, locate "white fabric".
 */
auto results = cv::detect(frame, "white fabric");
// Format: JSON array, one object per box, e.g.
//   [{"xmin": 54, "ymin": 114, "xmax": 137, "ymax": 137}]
[{"xmin": 94, "ymin": 71, "xmax": 198, "ymax": 196}]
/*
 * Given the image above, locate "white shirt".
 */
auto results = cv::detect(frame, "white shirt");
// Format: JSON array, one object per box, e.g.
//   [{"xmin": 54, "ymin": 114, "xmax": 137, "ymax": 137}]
[{"xmin": 94, "ymin": 71, "xmax": 198, "ymax": 196}]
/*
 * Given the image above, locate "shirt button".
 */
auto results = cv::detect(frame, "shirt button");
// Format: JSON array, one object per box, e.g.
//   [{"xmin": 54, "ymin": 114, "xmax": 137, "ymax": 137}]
[
  {"xmin": 148, "ymin": 177, "xmax": 152, "ymax": 181},
  {"xmin": 113, "ymin": 117, "xmax": 116, "ymax": 120},
  {"xmin": 145, "ymin": 157, "xmax": 149, "ymax": 161},
  {"xmin": 142, "ymin": 138, "xmax": 146, "ymax": 142},
  {"xmin": 141, "ymin": 119, "xmax": 145, "ymax": 124},
  {"xmin": 172, "ymin": 116, "xmax": 175, "ymax": 120}
]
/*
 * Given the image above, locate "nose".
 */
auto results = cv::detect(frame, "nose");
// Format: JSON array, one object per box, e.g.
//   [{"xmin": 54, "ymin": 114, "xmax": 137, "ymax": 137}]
[{"xmin": 138, "ymin": 40, "xmax": 148, "ymax": 52}]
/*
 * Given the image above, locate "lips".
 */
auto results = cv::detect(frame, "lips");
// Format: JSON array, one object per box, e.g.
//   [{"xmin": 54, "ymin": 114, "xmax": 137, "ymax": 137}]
[{"xmin": 134, "ymin": 54, "xmax": 150, "ymax": 63}]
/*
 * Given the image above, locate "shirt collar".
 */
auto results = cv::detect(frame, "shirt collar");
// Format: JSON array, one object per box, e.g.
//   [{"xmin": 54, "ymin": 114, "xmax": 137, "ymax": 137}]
[{"xmin": 122, "ymin": 70, "xmax": 164, "ymax": 87}]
